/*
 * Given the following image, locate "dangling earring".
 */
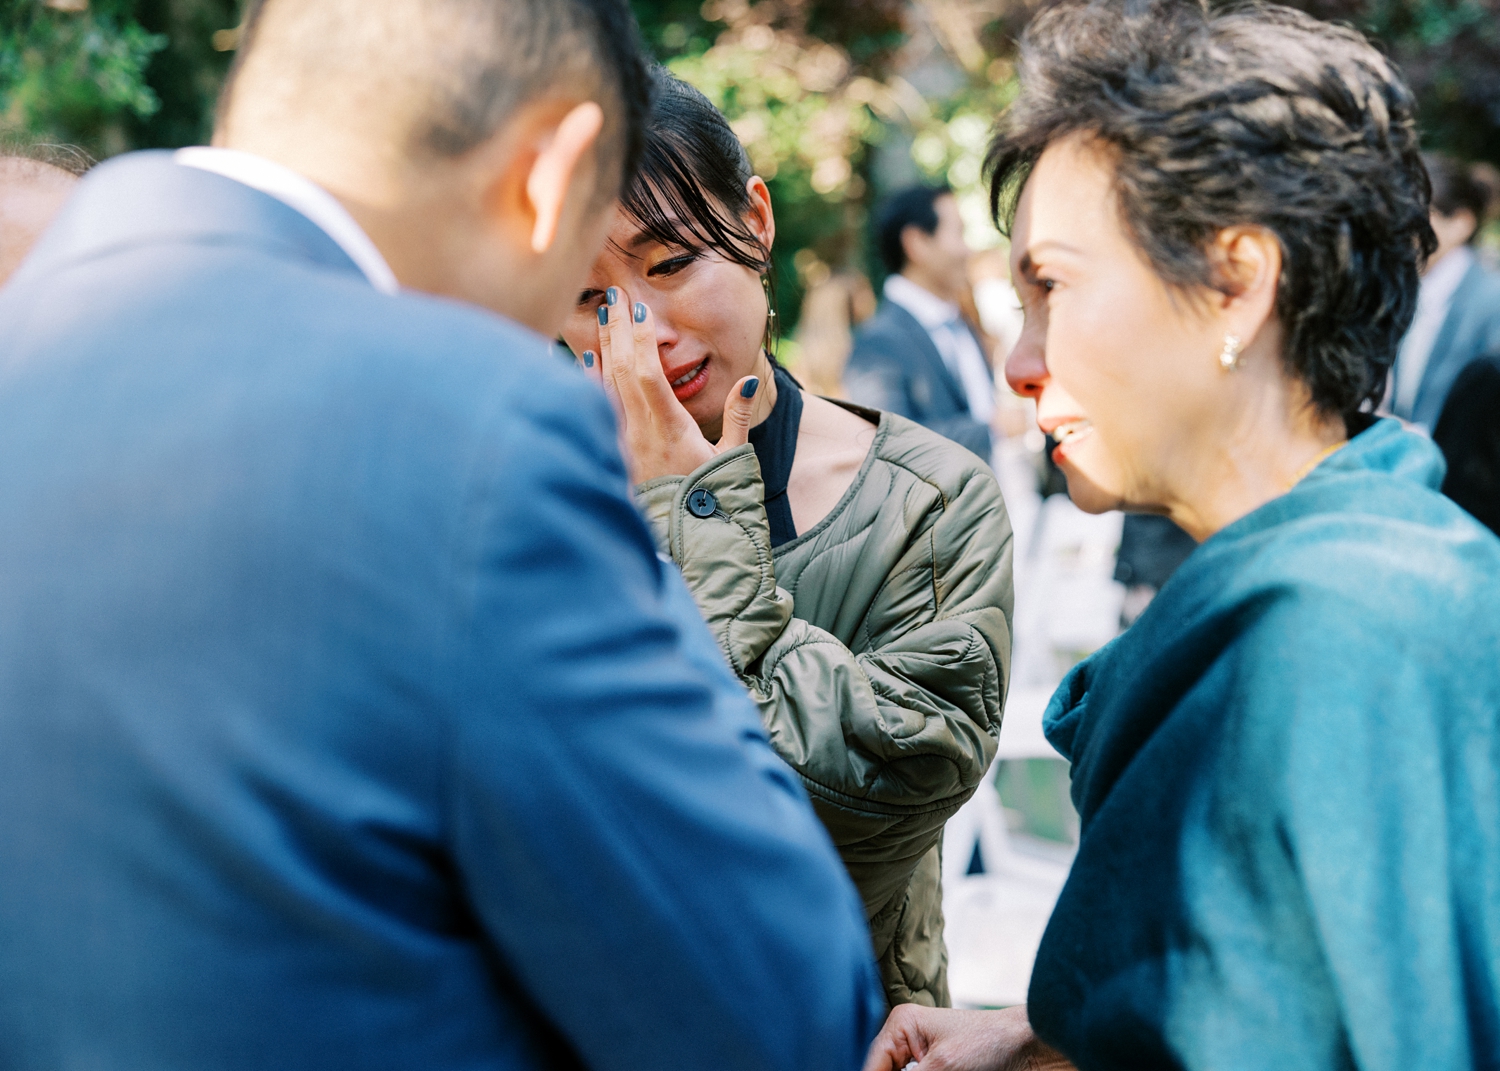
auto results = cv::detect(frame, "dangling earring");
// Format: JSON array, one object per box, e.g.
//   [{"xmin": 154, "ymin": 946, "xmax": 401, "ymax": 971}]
[
  {"xmin": 761, "ymin": 274, "xmax": 778, "ymax": 352},
  {"xmin": 1218, "ymin": 332, "xmax": 1243, "ymax": 371}
]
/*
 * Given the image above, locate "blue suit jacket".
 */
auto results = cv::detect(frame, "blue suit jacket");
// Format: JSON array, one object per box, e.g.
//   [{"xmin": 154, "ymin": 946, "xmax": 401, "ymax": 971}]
[
  {"xmin": 0, "ymin": 152, "xmax": 883, "ymax": 1070},
  {"xmin": 844, "ymin": 299, "xmax": 992, "ymax": 461},
  {"xmin": 1398, "ymin": 255, "xmax": 1500, "ymax": 430}
]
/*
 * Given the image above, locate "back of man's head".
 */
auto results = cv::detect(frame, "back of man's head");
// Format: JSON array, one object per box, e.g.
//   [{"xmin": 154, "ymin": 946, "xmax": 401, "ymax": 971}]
[
  {"xmin": 223, "ymin": 0, "xmax": 649, "ymax": 188},
  {"xmin": 214, "ymin": 0, "xmax": 650, "ymax": 332},
  {"xmin": 877, "ymin": 185, "xmax": 950, "ymax": 276},
  {"xmin": 0, "ymin": 145, "xmax": 89, "ymax": 287}
]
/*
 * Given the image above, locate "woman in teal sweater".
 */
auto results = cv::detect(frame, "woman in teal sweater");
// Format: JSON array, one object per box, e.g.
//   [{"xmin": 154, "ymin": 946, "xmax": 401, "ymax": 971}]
[{"xmin": 865, "ymin": 2, "xmax": 1500, "ymax": 1069}]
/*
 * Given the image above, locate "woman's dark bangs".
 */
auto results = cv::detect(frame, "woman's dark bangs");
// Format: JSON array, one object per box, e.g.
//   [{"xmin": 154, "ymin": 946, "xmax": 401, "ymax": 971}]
[{"xmin": 618, "ymin": 134, "xmax": 768, "ymax": 272}]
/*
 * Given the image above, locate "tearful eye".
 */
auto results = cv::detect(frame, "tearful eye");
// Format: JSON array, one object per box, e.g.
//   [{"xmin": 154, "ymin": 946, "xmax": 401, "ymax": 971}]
[{"xmin": 650, "ymin": 253, "xmax": 698, "ymax": 277}]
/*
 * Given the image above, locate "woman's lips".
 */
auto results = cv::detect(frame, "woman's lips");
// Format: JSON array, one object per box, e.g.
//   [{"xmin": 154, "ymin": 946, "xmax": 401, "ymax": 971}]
[
  {"xmin": 1050, "ymin": 418, "xmax": 1093, "ymax": 464},
  {"xmin": 669, "ymin": 357, "xmax": 711, "ymax": 402}
]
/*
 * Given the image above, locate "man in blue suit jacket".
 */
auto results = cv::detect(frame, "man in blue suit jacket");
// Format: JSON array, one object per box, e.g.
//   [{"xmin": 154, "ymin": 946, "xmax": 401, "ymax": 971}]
[
  {"xmin": 0, "ymin": 2, "xmax": 883, "ymax": 1069},
  {"xmin": 1388, "ymin": 153, "xmax": 1500, "ymax": 431},
  {"xmin": 845, "ymin": 186, "xmax": 994, "ymax": 460}
]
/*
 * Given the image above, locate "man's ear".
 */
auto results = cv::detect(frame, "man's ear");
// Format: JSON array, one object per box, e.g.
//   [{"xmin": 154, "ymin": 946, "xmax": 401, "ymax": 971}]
[
  {"xmin": 900, "ymin": 223, "xmax": 928, "ymax": 272},
  {"xmin": 481, "ymin": 99, "xmax": 605, "ymax": 256},
  {"xmin": 526, "ymin": 102, "xmax": 604, "ymax": 253}
]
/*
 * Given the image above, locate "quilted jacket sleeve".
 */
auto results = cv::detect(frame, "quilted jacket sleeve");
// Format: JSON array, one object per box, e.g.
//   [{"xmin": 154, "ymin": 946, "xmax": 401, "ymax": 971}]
[{"xmin": 635, "ymin": 442, "xmax": 1013, "ymax": 1006}]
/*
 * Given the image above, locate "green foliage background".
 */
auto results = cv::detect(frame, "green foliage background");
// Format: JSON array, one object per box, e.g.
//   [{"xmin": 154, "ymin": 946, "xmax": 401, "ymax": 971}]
[
  {"xmin": 1, "ymin": 0, "xmax": 238, "ymax": 156},
  {"xmin": 3, "ymin": 0, "xmax": 1496, "ymax": 325},
  {"xmin": 641, "ymin": 0, "xmax": 1500, "ymax": 325}
]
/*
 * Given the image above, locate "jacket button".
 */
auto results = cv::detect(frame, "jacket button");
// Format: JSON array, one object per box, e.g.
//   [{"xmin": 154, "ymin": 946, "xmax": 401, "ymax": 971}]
[{"xmin": 687, "ymin": 488, "xmax": 717, "ymax": 517}]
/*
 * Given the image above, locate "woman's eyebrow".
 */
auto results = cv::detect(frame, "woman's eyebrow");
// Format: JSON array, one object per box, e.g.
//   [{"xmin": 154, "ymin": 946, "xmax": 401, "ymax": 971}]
[
  {"xmin": 626, "ymin": 212, "xmax": 705, "ymax": 252},
  {"xmin": 1016, "ymin": 240, "xmax": 1084, "ymax": 280},
  {"xmin": 1022, "ymin": 240, "xmax": 1082, "ymax": 262},
  {"xmin": 627, "ymin": 215, "xmax": 685, "ymax": 249}
]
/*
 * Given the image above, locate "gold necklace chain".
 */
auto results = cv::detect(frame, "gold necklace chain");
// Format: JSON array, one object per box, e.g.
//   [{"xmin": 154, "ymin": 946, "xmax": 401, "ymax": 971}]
[{"xmin": 1286, "ymin": 439, "xmax": 1348, "ymax": 491}]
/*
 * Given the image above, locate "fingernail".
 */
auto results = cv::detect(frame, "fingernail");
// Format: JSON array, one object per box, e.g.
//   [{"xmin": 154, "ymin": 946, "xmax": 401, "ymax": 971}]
[
  {"xmin": 582, "ymin": 350, "xmax": 594, "ymax": 368},
  {"xmin": 740, "ymin": 376, "xmax": 759, "ymax": 399},
  {"xmin": 633, "ymin": 302, "xmax": 648, "ymax": 324},
  {"xmin": 597, "ymin": 305, "xmax": 608, "ymax": 326},
  {"xmin": 606, "ymin": 287, "xmax": 619, "ymax": 306}
]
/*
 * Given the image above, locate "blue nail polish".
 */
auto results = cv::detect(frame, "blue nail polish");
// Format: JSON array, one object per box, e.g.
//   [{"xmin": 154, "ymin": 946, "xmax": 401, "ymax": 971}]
[
  {"xmin": 740, "ymin": 376, "xmax": 759, "ymax": 399},
  {"xmin": 606, "ymin": 287, "xmax": 619, "ymax": 306},
  {"xmin": 597, "ymin": 305, "xmax": 608, "ymax": 326},
  {"xmin": 633, "ymin": 302, "xmax": 648, "ymax": 323},
  {"xmin": 582, "ymin": 350, "xmax": 594, "ymax": 368}
]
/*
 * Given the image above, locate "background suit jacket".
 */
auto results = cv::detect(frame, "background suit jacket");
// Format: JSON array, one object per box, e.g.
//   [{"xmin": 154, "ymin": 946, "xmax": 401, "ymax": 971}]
[
  {"xmin": 1435, "ymin": 352, "xmax": 1500, "ymax": 537},
  {"xmin": 844, "ymin": 299, "xmax": 993, "ymax": 461},
  {"xmin": 0, "ymin": 152, "xmax": 883, "ymax": 1071},
  {"xmin": 1401, "ymin": 255, "xmax": 1500, "ymax": 430}
]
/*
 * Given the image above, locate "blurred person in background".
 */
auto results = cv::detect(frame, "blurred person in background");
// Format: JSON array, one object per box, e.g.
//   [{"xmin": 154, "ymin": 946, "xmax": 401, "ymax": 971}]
[
  {"xmin": 563, "ymin": 69, "xmax": 1014, "ymax": 1009},
  {"xmin": 1434, "ymin": 351, "xmax": 1500, "ymax": 536},
  {"xmin": 0, "ymin": 143, "xmax": 88, "ymax": 286},
  {"xmin": 791, "ymin": 269, "xmax": 876, "ymax": 398},
  {"xmin": 0, "ymin": 1, "xmax": 888, "ymax": 1068},
  {"xmin": 866, "ymin": 1, "xmax": 1500, "ymax": 1068},
  {"xmin": 845, "ymin": 185, "xmax": 995, "ymax": 460},
  {"xmin": 1385, "ymin": 152, "xmax": 1500, "ymax": 431},
  {"xmin": 1112, "ymin": 514, "xmax": 1197, "ymax": 627}
]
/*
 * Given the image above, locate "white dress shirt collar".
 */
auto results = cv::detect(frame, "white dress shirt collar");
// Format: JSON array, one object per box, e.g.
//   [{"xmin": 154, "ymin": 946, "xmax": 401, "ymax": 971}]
[
  {"xmin": 174, "ymin": 147, "xmax": 399, "ymax": 296},
  {"xmin": 1392, "ymin": 244, "xmax": 1475, "ymax": 422},
  {"xmin": 883, "ymin": 272, "xmax": 961, "ymax": 329}
]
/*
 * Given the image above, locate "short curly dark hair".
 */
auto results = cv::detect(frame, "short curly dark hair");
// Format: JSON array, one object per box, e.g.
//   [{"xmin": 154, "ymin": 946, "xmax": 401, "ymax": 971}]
[{"xmin": 985, "ymin": 0, "xmax": 1435, "ymax": 421}]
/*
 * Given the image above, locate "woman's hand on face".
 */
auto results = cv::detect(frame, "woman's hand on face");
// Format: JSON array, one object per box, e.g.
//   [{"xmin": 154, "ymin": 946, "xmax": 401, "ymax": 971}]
[
  {"xmin": 581, "ymin": 285, "xmax": 761, "ymax": 484},
  {"xmin": 862, "ymin": 1004, "xmax": 1075, "ymax": 1071}
]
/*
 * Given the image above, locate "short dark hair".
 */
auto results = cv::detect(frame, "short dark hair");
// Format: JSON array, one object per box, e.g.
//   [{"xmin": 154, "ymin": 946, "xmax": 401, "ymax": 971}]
[
  {"xmin": 1426, "ymin": 153, "xmax": 1497, "ymax": 242},
  {"xmin": 985, "ymin": 0, "xmax": 1434, "ymax": 422},
  {"xmin": 619, "ymin": 69, "xmax": 778, "ymax": 344},
  {"xmin": 877, "ymin": 185, "xmax": 950, "ymax": 275},
  {"xmin": 0, "ymin": 140, "xmax": 93, "ymax": 176},
  {"xmin": 621, "ymin": 69, "xmax": 768, "ymax": 274},
  {"xmin": 230, "ymin": 0, "xmax": 652, "ymax": 192}
]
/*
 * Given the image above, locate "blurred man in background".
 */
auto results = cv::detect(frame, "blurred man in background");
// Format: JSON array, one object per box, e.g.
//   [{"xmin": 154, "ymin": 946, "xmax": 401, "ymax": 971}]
[
  {"xmin": 1386, "ymin": 153, "xmax": 1500, "ymax": 431},
  {"xmin": 0, "ymin": 145, "xmax": 86, "ymax": 285},
  {"xmin": 846, "ymin": 185, "xmax": 994, "ymax": 460},
  {"xmin": 0, "ymin": 1, "xmax": 883, "ymax": 1068}
]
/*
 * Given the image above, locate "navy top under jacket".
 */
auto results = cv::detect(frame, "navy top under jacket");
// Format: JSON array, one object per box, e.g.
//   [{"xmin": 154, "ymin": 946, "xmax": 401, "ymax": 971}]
[
  {"xmin": 1029, "ymin": 419, "xmax": 1500, "ymax": 1070},
  {"xmin": 845, "ymin": 300, "xmax": 992, "ymax": 461},
  {"xmin": 0, "ymin": 152, "xmax": 884, "ymax": 1071}
]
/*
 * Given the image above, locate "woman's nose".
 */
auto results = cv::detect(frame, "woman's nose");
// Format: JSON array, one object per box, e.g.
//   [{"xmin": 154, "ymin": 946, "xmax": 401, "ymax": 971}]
[
  {"xmin": 1004, "ymin": 327, "xmax": 1049, "ymax": 398},
  {"xmin": 649, "ymin": 306, "xmax": 679, "ymax": 349}
]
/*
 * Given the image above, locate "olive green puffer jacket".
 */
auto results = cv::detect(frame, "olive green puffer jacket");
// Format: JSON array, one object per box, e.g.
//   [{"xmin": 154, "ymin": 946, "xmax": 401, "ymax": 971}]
[{"xmin": 635, "ymin": 406, "xmax": 1013, "ymax": 1007}]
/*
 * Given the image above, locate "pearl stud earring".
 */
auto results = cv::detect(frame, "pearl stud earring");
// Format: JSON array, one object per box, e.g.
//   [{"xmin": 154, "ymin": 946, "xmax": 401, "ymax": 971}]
[{"xmin": 1219, "ymin": 332, "xmax": 1243, "ymax": 371}]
